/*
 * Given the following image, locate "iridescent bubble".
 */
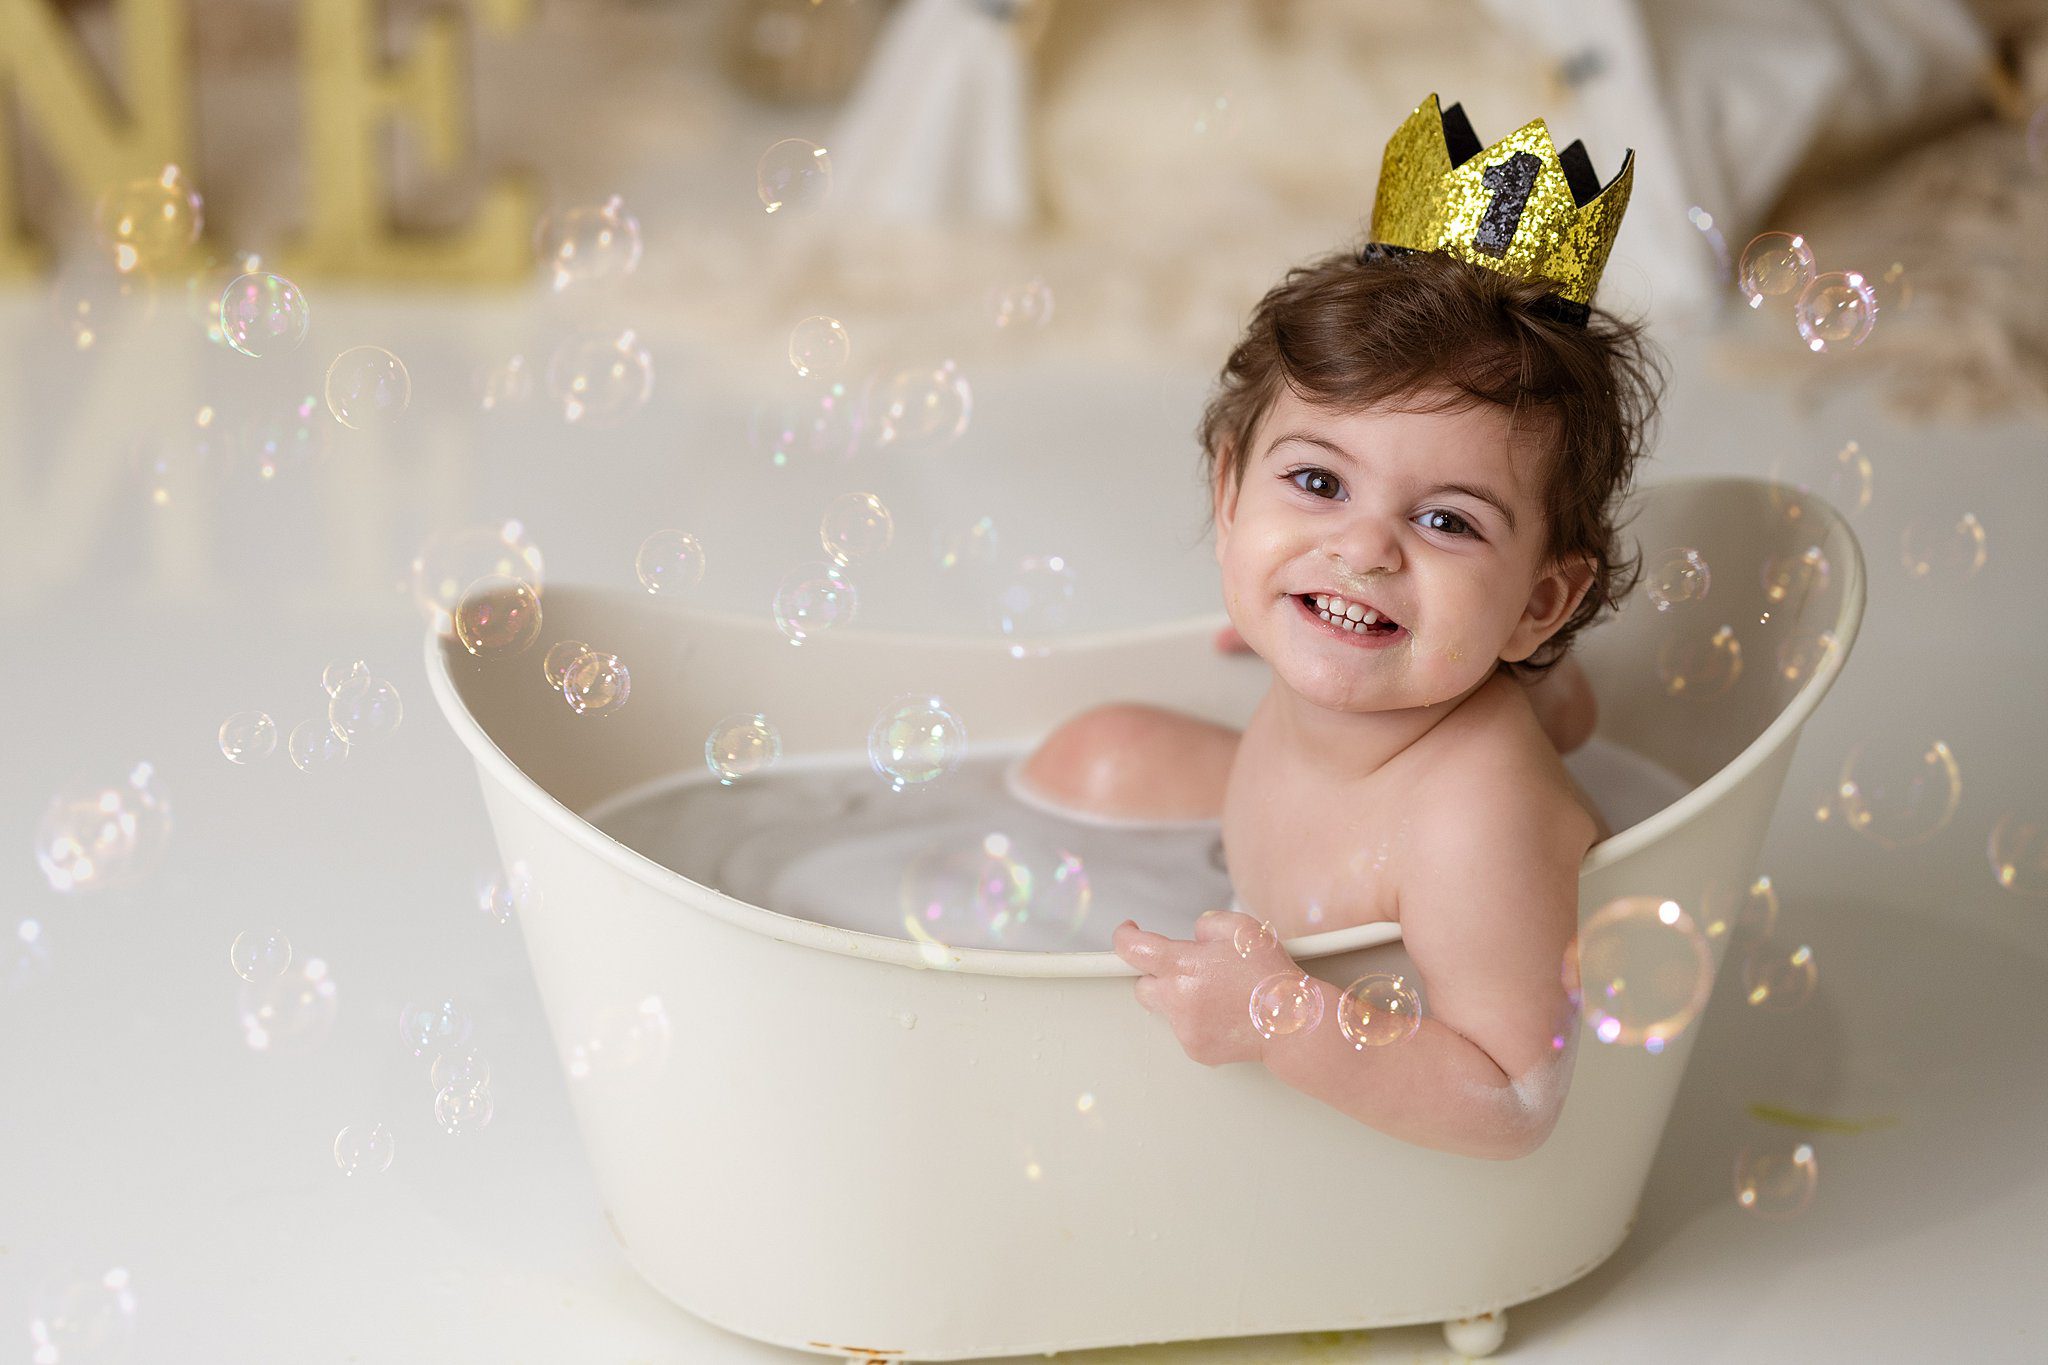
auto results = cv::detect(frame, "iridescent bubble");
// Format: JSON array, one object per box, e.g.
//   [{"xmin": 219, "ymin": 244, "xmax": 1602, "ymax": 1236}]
[
  {"xmin": 1835, "ymin": 736, "xmax": 1961, "ymax": 849},
  {"xmin": 287, "ymin": 718, "xmax": 350, "ymax": 771},
  {"xmin": 821, "ymin": 492, "xmax": 892, "ymax": 566},
  {"xmin": 546, "ymin": 328, "xmax": 653, "ymax": 427},
  {"xmin": 230, "ymin": 928, "xmax": 292, "ymax": 983},
  {"xmin": 1644, "ymin": 548, "xmax": 1710, "ymax": 611},
  {"xmin": 1737, "ymin": 231, "xmax": 1815, "ymax": 307},
  {"xmin": 455, "ymin": 575, "xmax": 544, "ymax": 656},
  {"xmin": 1655, "ymin": 623, "xmax": 1742, "ymax": 698},
  {"xmin": 757, "ymin": 138, "xmax": 832, "ymax": 214},
  {"xmin": 562, "ymin": 649, "xmax": 631, "ymax": 716},
  {"xmin": 219, "ymin": 272, "xmax": 309, "ymax": 357},
  {"xmin": 434, "ymin": 1082, "xmax": 495, "ymax": 1134},
  {"xmin": 238, "ymin": 392, "xmax": 330, "ymax": 481},
  {"xmin": 325, "ymin": 346, "xmax": 411, "ymax": 429},
  {"xmin": 543, "ymin": 641, "xmax": 590, "ymax": 690},
  {"xmin": 35, "ymin": 761, "xmax": 173, "ymax": 893},
  {"xmin": 238, "ymin": 956, "xmax": 338, "ymax": 1053},
  {"xmin": 410, "ymin": 521, "xmax": 544, "ymax": 634},
  {"xmin": 868, "ymin": 693, "xmax": 968, "ymax": 790},
  {"xmin": 26, "ymin": 1264, "xmax": 139, "ymax": 1364},
  {"xmin": 1989, "ymin": 814, "xmax": 2048, "ymax": 897},
  {"xmin": 773, "ymin": 561, "xmax": 857, "ymax": 644},
  {"xmin": 1700, "ymin": 873, "xmax": 1781, "ymax": 947},
  {"xmin": 1793, "ymin": 270, "xmax": 1878, "ymax": 352},
  {"xmin": 1743, "ymin": 938, "xmax": 1817, "ymax": 1009},
  {"xmin": 994, "ymin": 554, "xmax": 1077, "ymax": 657},
  {"xmin": 1774, "ymin": 629, "xmax": 1838, "ymax": 687},
  {"xmin": 399, "ymin": 998, "xmax": 472, "ymax": 1059},
  {"xmin": 219, "ymin": 710, "xmax": 277, "ymax": 764},
  {"xmin": 1900, "ymin": 511, "xmax": 1987, "ymax": 583},
  {"xmin": 706, "ymin": 712, "xmax": 782, "ymax": 784},
  {"xmin": 635, "ymin": 529, "xmax": 706, "ymax": 592},
  {"xmin": 789, "ymin": 315, "xmax": 851, "ymax": 377},
  {"xmin": 1759, "ymin": 545, "xmax": 1831, "ymax": 610},
  {"xmin": 874, "ymin": 360, "xmax": 972, "ymax": 449},
  {"xmin": 322, "ymin": 659, "xmax": 369, "ymax": 697},
  {"xmin": 1248, "ymin": 972, "xmax": 1326, "ymax": 1040},
  {"xmin": 96, "ymin": 163, "xmax": 202, "ymax": 273},
  {"xmin": 541, "ymin": 194, "xmax": 643, "ymax": 292},
  {"xmin": 51, "ymin": 255, "xmax": 157, "ymax": 350},
  {"xmin": 1771, "ymin": 439, "xmax": 1873, "ymax": 518},
  {"xmin": 1232, "ymin": 918, "xmax": 1277, "ymax": 957},
  {"xmin": 333, "ymin": 1122, "xmax": 396, "ymax": 1176},
  {"xmin": 1733, "ymin": 1140, "xmax": 1818, "ymax": 1218},
  {"xmin": 988, "ymin": 277, "xmax": 1055, "ymax": 329},
  {"xmin": 478, "ymin": 861, "xmax": 538, "ymax": 925},
  {"xmin": 431, "ymin": 1047, "xmax": 492, "ymax": 1092},
  {"xmin": 935, "ymin": 515, "xmax": 999, "ymax": 573},
  {"xmin": 1569, "ymin": 896, "xmax": 1713, "ymax": 1049},
  {"xmin": 328, "ymin": 675, "xmax": 402, "ymax": 744},
  {"xmin": 1337, "ymin": 973, "xmax": 1424, "ymax": 1048},
  {"xmin": 476, "ymin": 354, "xmax": 532, "ymax": 412},
  {"xmin": 747, "ymin": 380, "xmax": 864, "ymax": 468},
  {"xmin": 899, "ymin": 831, "xmax": 1090, "ymax": 948}
]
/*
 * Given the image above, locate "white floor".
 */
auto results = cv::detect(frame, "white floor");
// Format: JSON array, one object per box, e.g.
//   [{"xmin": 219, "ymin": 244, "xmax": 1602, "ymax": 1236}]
[{"xmin": 5, "ymin": 15, "xmax": 2047, "ymax": 1365}]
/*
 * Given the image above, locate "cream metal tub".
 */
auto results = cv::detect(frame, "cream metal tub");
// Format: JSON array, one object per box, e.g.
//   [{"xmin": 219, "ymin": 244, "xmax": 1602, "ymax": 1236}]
[{"xmin": 425, "ymin": 475, "xmax": 1863, "ymax": 1359}]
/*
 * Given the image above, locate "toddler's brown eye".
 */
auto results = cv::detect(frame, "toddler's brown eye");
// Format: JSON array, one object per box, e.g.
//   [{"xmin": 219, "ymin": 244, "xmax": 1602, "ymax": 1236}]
[
  {"xmin": 1288, "ymin": 468, "xmax": 1341, "ymax": 498},
  {"xmin": 1422, "ymin": 509, "xmax": 1475, "ymax": 536}
]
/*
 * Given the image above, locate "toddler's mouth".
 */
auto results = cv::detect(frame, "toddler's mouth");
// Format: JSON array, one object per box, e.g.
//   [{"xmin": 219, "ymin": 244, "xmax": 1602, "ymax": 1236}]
[{"xmin": 1297, "ymin": 592, "xmax": 1404, "ymax": 637}]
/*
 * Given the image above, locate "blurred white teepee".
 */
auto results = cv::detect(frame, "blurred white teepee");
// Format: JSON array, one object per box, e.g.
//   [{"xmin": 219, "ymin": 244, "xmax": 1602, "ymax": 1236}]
[{"xmin": 825, "ymin": 0, "xmax": 1037, "ymax": 226}]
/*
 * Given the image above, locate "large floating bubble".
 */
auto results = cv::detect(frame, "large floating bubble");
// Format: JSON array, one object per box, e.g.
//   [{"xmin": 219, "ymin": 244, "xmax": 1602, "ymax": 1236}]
[
  {"xmin": 546, "ymin": 328, "xmax": 653, "ymax": 427},
  {"xmin": 773, "ymin": 561, "xmax": 857, "ymax": 645},
  {"xmin": 821, "ymin": 492, "xmax": 892, "ymax": 566},
  {"xmin": 36, "ymin": 761, "xmax": 172, "ymax": 894},
  {"xmin": 561, "ymin": 650, "xmax": 631, "ymax": 716},
  {"xmin": 333, "ymin": 1122, "xmax": 396, "ymax": 1176},
  {"xmin": 96, "ymin": 163, "xmax": 202, "ymax": 273},
  {"xmin": 410, "ymin": 521, "xmax": 545, "ymax": 634},
  {"xmin": 1736, "ymin": 231, "xmax": 1815, "ymax": 308},
  {"xmin": 230, "ymin": 929, "xmax": 293, "ymax": 983},
  {"xmin": 1793, "ymin": 271, "xmax": 1878, "ymax": 352},
  {"xmin": 455, "ymin": 575, "xmax": 544, "ymax": 656},
  {"xmin": 707, "ymin": 713, "xmax": 781, "ymax": 784},
  {"xmin": 219, "ymin": 711, "xmax": 277, "ymax": 764},
  {"xmin": 1644, "ymin": 548, "xmax": 1710, "ymax": 611},
  {"xmin": 1569, "ymin": 896, "xmax": 1713, "ymax": 1051},
  {"xmin": 757, "ymin": 138, "xmax": 832, "ymax": 215},
  {"xmin": 1733, "ymin": 1140, "xmax": 1818, "ymax": 1218},
  {"xmin": 873, "ymin": 361, "xmax": 972, "ymax": 449},
  {"xmin": 1835, "ymin": 735, "xmax": 1961, "ymax": 849},
  {"xmin": 899, "ymin": 831, "xmax": 1090, "ymax": 949},
  {"xmin": 220, "ymin": 272, "xmax": 309, "ymax": 357},
  {"xmin": 1337, "ymin": 973, "xmax": 1423, "ymax": 1048},
  {"xmin": 869, "ymin": 693, "xmax": 968, "ymax": 790},
  {"xmin": 1249, "ymin": 972, "xmax": 1326, "ymax": 1040},
  {"xmin": 635, "ymin": 530, "xmax": 706, "ymax": 593},
  {"xmin": 325, "ymin": 346, "xmax": 410, "ymax": 429},
  {"xmin": 540, "ymin": 194, "xmax": 642, "ymax": 292},
  {"xmin": 238, "ymin": 957, "xmax": 339, "ymax": 1053}
]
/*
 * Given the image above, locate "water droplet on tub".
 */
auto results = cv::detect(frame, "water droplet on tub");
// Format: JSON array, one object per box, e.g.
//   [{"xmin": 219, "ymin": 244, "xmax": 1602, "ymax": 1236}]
[{"xmin": 898, "ymin": 1011, "xmax": 917, "ymax": 1029}]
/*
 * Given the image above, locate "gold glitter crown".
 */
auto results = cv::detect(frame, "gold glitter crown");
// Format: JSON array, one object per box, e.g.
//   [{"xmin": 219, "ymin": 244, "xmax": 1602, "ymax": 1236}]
[{"xmin": 1369, "ymin": 94, "xmax": 1634, "ymax": 314}]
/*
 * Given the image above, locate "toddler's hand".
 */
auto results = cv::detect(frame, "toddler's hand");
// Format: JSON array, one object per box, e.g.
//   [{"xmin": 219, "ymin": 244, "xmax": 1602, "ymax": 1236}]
[{"xmin": 1112, "ymin": 910, "xmax": 1296, "ymax": 1067}]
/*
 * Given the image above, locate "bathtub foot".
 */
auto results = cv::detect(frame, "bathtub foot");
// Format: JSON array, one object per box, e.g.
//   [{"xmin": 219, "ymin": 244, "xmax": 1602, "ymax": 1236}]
[{"xmin": 1443, "ymin": 1309, "xmax": 1507, "ymax": 1357}]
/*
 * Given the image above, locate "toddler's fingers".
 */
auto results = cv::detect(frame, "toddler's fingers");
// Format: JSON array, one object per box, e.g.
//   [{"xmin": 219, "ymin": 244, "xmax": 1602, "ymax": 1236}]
[
  {"xmin": 1193, "ymin": 909, "xmax": 1254, "ymax": 944},
  {"xmin": 1112, "ymin": 919, "xmax": 1180, "ymax": 974},
  {"xmin": 1133, "ymin": 974, "xmax": 1163, "ymax": 1014}
]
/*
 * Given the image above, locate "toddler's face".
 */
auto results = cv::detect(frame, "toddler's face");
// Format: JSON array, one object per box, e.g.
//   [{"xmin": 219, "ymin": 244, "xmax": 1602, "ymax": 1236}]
[{"xmin": 1213, "ymin": 385, "xmax": 1589, "ymax": 715}]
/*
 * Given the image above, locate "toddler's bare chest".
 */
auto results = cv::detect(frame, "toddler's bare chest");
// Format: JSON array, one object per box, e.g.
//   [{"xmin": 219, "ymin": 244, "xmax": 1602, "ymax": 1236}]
[{"xmin": 1220, "ymin": 762, "xmax": 1417, "ymax": 938}]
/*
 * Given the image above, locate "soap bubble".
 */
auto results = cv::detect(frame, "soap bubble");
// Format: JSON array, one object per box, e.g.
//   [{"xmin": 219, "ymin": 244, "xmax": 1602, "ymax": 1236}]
[
  {"xmin": 1871, "ymin": 260, "xmax": 1913, "ymax": 317},
  {"xmin": 821, "ymin": 491, "xmax": 892, "ymax": 566},
  {"xmin": 540, "ymin": 194, "xmax": 642, "ymax": 292},
  {"xmin": 1759, "ymin": 546, "xmax": 1831, "ymax": 611},
  {"xmin": 900, "ymin": 831, "xmax": 1090, "ymax": 948},
  {"xmin": 1793, "ymin": 271, "xmax": 1877, "ymax": 352},
  {"xmin": 477, "ymin": 861, "xmax": 538, "ymax": 925},
  {"xmin": 1337, "ymin": 973, "xmax": 1423, "ymax": 1048},
  {"xmin": 869, "ymin": 693, "xmax": 968, "ymax": 790},
  {"xmin": 707, "ymin": 713, "xmax": 781, "ymax": 784},
  {"xmin": 26, "ymin": 1264, "xmax": 139, "ymax": 1364},
  {"xmin": 398, "ymin": 998, "xmax": 472, "ymax": 1059},
  {"xmin": 542, "ymin": 640, "xmax": 590, "ymax": 690},
  {"xmin": 935, "ymin": 515, "xmax": 1000, "ymax": 573},
  {"xmin": 219, "ymin": 272, "xmax": 309, "ymax": 357},
  {"xmin": 96, "ymin": 163, "xmax": 202, "ymax": 273},
  {"xmin": 1742, "ymin": 938, "xmax": 1817, "ymax": 1009},
  {"xmin": 547, "ymin": 328, "xmax": 653, "ymax": 427},
  {"xmin": 219, "ymin": 710, "xmax": 277, "ymax": 763},
  {"xmin": 476, "ymin": 354, "xmax": 532, "ymax": 412},
  {"xmin": 325, "ymin": 346, "xmax": 410, "ymax": 429},
  {"xmin": 229, "ymin": 929, "xmax": 292, "ymax": 983},
  {"xmin": 455, "ymin": 575, "xmax": 544, "ymax": 656},
  {"xmin": 1989, "ymin": 815, "xmax": 2048, "ymax": 897},
  {"xmin": 873, "ymin": 360, "xmax": 972, "ymax": 449},
  {"xmin": 1231, "ymin": 918, "xmax": 1277, "ymax": 957},
  {"xmin": 329, "ymin": 675, "xmax": 402, "ymax": 744},
  {"xmin": 36, "ymin": 761, "xmax": 173, "ymax": 893},
  {"xmin": 1773, "ymin": 439, "xmax": 1873, "ymax": 519},
  {"xmin": 1248, "ymin": 972, "xmax": 1326, "ymax": 1039},
  {"xmin": 1900, "ymin": 511, "xmax": 1987, "ymax": 583},
  {"xmin": 1774, "ymin": 629, "xmax": 1838, "ymax": 687},
  {"xmin": 561, "ymin": 649, "xmax": 631, "ymax": 716},
  {"xmin": 772, "ymin": 561, "xmax": 857, "ymax": 644},
  {"xmin": 322, "ymin": 659, "xmax": 368, "ymax": 697},
  {"xmin": 287, "ymin": 718, "xmax": 350, "ymax": 771},
  {"xmin": 1569, "ymin": 896, "xmax": 1713, "ymax": 1049},
  {"xmin": 757, "ymin": 138, "xmax": 832, "ymax": 215},
  {"xmin": 1655, "ymin": 623, "xmax": 1742, "ymax": 698},
  {"xmin": 133, "ymin": 410, "xmax": 218, "ymax": 507},
  {"xmin": 994, "ymin": 554, "xmax": 1077, "ymax": 657},
  {"xmin": 1644, "ymin": 548, "xmax": 1710, "ymax": 611},
  {"xmin": 1701, "ymin": 873, "xmax": 1780, "ymax": 946},
  {"xmin": 51, "ymin": 255, "xmax": 157, "ymax": 350},
  {"xmin": 7, "ymin": 916, "xmax": 53, "ymax": 992},
  {"xmin": 749, "ymin": 379, "xmax": 867, "ymax": 468},
  {"xmin": 238, "ymin": 956, "xmax": 339, "ymax": 1053},
  {"xmin": 634, "ymin": 529, "xmax": 706, "ymax": 592},
  {"xmin": 988, "ymin": 277, "xmax": 1055, "ymax": 329},
  {"xmin": 789, "ymin": 315, "xmax": 851, "ymax": 377},
  {"xmin": 434, "ymin": 1083, "xmax": 495, "ymax": 1134},
  {"xmin": 1736, "ymin": 232, "xmax": 1814, "ymax": 307},
  {"xmin": 410, "ymin": 521, "xmax": 544, "ymax": 633},
  {"xmin": 1733, "ymin": 1140, "xmax": 1818, "ymax": 1218},
  {"xmin": 431, "ymin": 1047, "xmax": 492, "ymax": 1092},
  {"xmin": 1835, "ymin": 736, "xmax": 1960, "ymax": 849},
  {"xmin": 238, "ymin": 392, "xmax": 329, "ymax": 481},
  {"xmin": 333, "ymin": 1122, "xmax": 396, "ymax": 1176}
]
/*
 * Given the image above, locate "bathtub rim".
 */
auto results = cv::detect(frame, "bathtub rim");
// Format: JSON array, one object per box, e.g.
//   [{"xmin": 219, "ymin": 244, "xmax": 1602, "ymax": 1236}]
[{"xmin": 424, "ymin": 473, "xmax": 1865, "ymax": 979}]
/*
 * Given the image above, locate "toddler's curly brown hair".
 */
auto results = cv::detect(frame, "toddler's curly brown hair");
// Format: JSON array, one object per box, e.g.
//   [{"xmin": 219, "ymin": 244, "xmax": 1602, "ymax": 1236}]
[{"xmin": 1198, "ymin": 245, "xmax": 1666, "ymax": 681}]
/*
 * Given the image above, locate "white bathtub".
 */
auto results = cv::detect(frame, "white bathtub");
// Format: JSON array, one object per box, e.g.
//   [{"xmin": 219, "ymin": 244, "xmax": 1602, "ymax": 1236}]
[{"xmin": 426, "ymin": 475, "xmax": 1864, "ymax": 1359}]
